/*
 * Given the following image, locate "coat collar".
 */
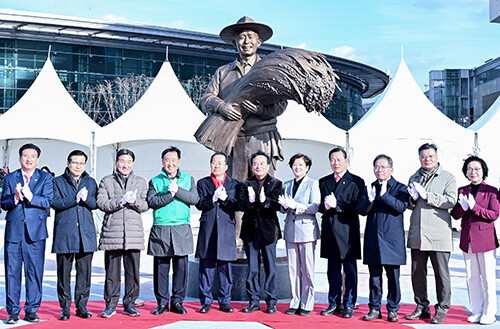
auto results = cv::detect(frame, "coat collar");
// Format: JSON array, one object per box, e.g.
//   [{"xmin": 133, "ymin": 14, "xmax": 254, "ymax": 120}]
[{"xmin": 371, "ymin": 176, "xmax": 396, "ymax": 188}]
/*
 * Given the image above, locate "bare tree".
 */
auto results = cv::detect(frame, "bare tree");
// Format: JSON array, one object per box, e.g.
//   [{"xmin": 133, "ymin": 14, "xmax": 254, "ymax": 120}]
[{"xmin": 181, "ymin": 75, "xmax": 211, "ymax": 111}]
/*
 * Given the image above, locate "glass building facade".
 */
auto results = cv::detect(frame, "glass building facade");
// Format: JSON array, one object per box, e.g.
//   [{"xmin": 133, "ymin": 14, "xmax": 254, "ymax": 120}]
[{"xmin": 0, "ymin": 10, "xmax": 389, "ymax": 129}]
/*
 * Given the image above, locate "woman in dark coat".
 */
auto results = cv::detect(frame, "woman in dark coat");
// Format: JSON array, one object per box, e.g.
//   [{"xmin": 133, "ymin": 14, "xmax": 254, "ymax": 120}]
[
  {"xmin": 357, "ymin": 154, "xmax": 409, "ymax": 323},
  {"xmin": 451, "ymin": 156, "xmax": 499, "ymax": 325}
]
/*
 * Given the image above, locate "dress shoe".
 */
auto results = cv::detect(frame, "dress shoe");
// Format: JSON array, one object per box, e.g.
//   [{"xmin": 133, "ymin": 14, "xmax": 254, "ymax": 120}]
[
  {"xmin": 123, "ymin": 305, "xmax": 140, "ymax": 317},
  {"xmin": 242, "ymin": 303, "xmax": 260, "ymax": 313},
  {"xmin": 199, "ymin": 304, "xmax": 211, "ymax": 313},
  {"xmin": 285, "ymin": 307, "xmax": 298, "ymax": 315},
  {"xmin": 24, "ymin": 312, "xmax": 40, "ymax": 323},
  {"xmin": 171, "ymin": 302, "xmax": 187, "ymax": 314},
  {"xmin": 60, "ymin": 308, "xmax": 70, "ymax": 321},
  {"xmin": 404, "ymin": 306, "xmax": 431, "ymax": 320},
  {"xmin": 320, "ymin": 305, "xmax": 343, "ymax": 316},
  {"xmin": 431, "ymin": 311, "xmax": 447, "ymax": 324},
  {"xmin": 467, "ymin": 313, "xmax": 481, "ymax": 323},
  {"xmin": 342, "ymin": 307, "xmax": 354, "ymax": 318},
  {"xmin": 153, "ymin": 304, "xmax": 168, "ymax": 315},
  {"xmin": 6, "ymin": 313, "xmax": 19, "ymax": 324},
  {"xmin": 363, "ymin": 309, "xmax": 381, "ymax": 321},
  {"xmin": 480, "ymin": 314, "xmax": 496, "ymax": 325},
  {"xmin": 266, "ymin": 305, "xmax": 277, "ymax": 314},
  {"xmin": 100, "ymin": 307, "xmax": 116, "ymax": 318},
  {"xmin": 299, "ymin": 309, "xmax": 311, "ymax": 316},
  {"xmin": 388, "ymin": 311, "xmax": 399, "ymax": 322},
  {"xmin": 219, "ymin": 304, "xmax": 234, "ymax": 313},
  {"xmin": 76, "ymin": 308, "xmax": 92, "ymax": 318}
]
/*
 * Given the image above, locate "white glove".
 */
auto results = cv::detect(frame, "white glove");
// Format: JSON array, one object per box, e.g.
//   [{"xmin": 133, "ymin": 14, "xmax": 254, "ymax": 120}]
[
  {"xmin": 286, "ymin": 195, "xmax": 297, "ymax": 209},
  {"xmin": 22, "ymin": 184, "xmax": 33, "ymax": 202},
  {"xmin": 413, "ymin": 182, "xmax": 427, "ymax": 200},
  {"xmin": 367, "ymin": 185, "xmax": 376, "ymax": 202},
  {"xmin": 168, "ymin": 180, "xmax": 179, "ymax": 196},
  {"xmin": 248, "ymin": 186, "xmax": 256, "ymax": 203},
  {"xmin": 380, "ymin": 181, "xmax": 387, "ymax": 196},
  {"xmin": 212, "ymin": 185, "xmax": 226, "ymax": 203},
  {"xmin": 458, "ymin": 193, "xmax": 469, "ymax": 211},
  {"xmin": 407, "ymin": 184, "xmax": 418, "ymax": 201},
  {"xmin": 128, "ymin": 189, "xmax": 137, "ymax": 204},
  {"xmin": 77, "ymin": 186, "xmax": 88, "ymax": 202},
  {"xmin": 468, "ymin": 193, "xmax": 476, "ymax": 210},
  {"xmin": 121, "ymin": 190, "xmax": 134, "ymax": 205},
  {"xmin": 325, "ymin": 192, "xmax": 337, "ymax": 210},
  {"xmin": 259, "ymin": 188, "xmax": 266, "ymax": 203},
  {"xmin": 218, "ymin": 186, "xmax": 227, "ymax": 201},
  {"xmin": 278, "ymin": 195, "xmax": 288, "ymax": 209}
]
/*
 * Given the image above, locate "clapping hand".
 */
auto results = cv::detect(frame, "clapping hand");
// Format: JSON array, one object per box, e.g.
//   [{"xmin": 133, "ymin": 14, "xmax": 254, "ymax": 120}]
[
  {"xmin": 259, "ymin": 188, "xmax": 266, "ymax": 203},
  {"xmin": 458, "ymin": 193, "xmax": 469, "ymax": 211},
  {"xmin": 168, "ymin": 179, "xmax": 178, "ymax": 197},
  {"xmin": 278, "ymin": 195, "xmax": 288, "ymax": 209},
  {"xmin": 22, "ymin": 184, "xmax": 33, "ymax": 202},
  {"xmin": 76, "ymin": 186, "xmax": 88, "ymax": 202},
  {"xmin": 248, "ymin": 186, "xmax": 256, "ymax": 203},
  {"xmin": 367, "ymin": 185, "xmax": 376, "ymax": 202},
  {"xmin": 407, "ymin": 183, "xmax": 419, "ymax": 201},
  {"xmin": 15, "ymin": 183, "xmax": 23, "ymax": 201},
  {"xmin": 213, "ymin": 185, "xmax": 227, "ymax": 203},
  {"xmin": 467, "ymin": 193, "xmax": 475, "ymax": 210},
  {"xmin": 412, "ymin": 182, "xmax": 427, "ymax": 200},
  {"xmin": 121, "ymin": 190, "xmax": 136, "ymax": 205},
  {"xmin": 325, "ymin": 192, "xmax": 337, "ymax": 210}
]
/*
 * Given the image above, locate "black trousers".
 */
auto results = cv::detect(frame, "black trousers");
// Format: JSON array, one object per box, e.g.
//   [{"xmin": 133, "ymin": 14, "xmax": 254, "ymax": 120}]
[
  {"xmin": 368, "ymin": 264, "xmax": 401, "ymax": 312},
  {"xmin": 154, "ymin": 255, "xmax": 188, "ymax": 306},
  {"xmin": 57, "ymin": 252, "xmax": 93, "ymax": 310},
  {"xmin": 411, "ymin": 249, "xmax": 451, "ymax": 313},
  {"xmin": 199, "ymin": 258, "xmax": 233, "ymax": 306},
  {"xmin": 104, "ymin": 250, "xmax": 140, "ymax": 309}
]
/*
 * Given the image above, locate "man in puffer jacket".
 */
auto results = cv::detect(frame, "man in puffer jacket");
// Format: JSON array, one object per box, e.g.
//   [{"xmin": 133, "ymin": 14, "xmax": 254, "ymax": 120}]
[{"xmin": 97, "ymin": 149, "xmax": 148, "ymax": 318}]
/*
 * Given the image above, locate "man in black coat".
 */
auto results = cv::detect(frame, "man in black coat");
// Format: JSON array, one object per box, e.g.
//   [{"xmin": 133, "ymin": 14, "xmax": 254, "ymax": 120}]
[
  {"xmin": 357, "ymin": 154, "xmax": 409, "ymax": 323},
  {"xmin": 51, "ymin": 150, "xmax": 98, "ymax": 320},
  {"xmin": 195, "ymin": 152, "xmax": 239, "ymax": 314},
  {"xmin": 239, "ymin": 151, "xmax": 282, "ymax": 314},
  {"xmin": 319, "ymin": 147, "xmax": 364, "ymax": 318}
]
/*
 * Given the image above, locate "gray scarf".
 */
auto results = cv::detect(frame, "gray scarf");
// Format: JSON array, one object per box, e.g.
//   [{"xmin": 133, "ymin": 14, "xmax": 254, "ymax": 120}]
[{"xmin": 418, "ymin": 163, "xmax": 440, "ymax": 187}]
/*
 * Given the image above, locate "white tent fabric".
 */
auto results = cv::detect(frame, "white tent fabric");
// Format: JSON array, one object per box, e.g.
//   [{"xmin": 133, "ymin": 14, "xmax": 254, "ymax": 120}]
[
  {"xmin": 468, "ymin": 95, "xmax": 500, "ymax": 185},
  {"xmin": 95, "ymin": 61, "xmax": 211, "ymax": 182},
  {"xmin": 275, "ymin": 101, "xmax": 346, "ymax": 180},
  {"xmin": 0, "ymin": 58, "xmax": 99, "ymax": 174},
  {"xmin": 95, "ymin": 61, "xmax": 205, "ymax": 147},
  {"xmin": 348, "ymin": 58, "xmax": 474, "ymax": 186}
]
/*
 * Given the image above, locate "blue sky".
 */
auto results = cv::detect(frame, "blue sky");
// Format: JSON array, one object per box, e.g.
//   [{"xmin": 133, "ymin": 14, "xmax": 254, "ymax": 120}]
[{"xmin": 3, "ymin": 0, "xmax": 499, "ymax": 99}]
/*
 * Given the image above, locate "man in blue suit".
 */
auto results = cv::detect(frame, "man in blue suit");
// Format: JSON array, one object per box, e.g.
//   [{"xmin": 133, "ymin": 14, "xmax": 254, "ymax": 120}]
[{"xmin": 1, "ymin": 143, "xmax": 53, "ymax": 324}]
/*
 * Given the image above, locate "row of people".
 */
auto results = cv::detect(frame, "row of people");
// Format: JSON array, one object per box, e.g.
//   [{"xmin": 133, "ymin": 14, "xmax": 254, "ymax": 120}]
[{"xmin": 0, "ymin": 143, "xmax": 496, "ymax": 326}]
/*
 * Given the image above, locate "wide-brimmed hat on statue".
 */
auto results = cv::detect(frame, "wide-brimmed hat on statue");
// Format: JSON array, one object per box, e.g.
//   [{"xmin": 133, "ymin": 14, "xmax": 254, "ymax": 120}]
[{"xmin": 220, "ymin": 16, "xmax": 273, "ymax": 45}]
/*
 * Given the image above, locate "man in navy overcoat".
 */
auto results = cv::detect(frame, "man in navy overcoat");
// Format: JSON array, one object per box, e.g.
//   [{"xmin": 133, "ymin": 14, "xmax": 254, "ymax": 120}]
[
  {"xmin": 1, "ymin": 143, "xmax": 53, "ymax": 324},
  {"xmin": 195, "ymin": 152, "xmax": 239, "ymax": 313}
]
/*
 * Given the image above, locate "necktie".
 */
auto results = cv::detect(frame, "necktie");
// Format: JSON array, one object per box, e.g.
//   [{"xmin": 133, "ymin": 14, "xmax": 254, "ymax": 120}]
[
  {"xmin": 335, "ymin": 175, "xmax": 340, "ymax": 183},
  {"xmin": 24, "ymin": 174, "xmax": 30, "ymax": 186}
]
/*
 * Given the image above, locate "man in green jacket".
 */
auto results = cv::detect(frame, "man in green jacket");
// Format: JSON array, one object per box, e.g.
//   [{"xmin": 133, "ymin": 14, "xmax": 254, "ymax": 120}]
[{"xmin": 147, "ymin": 146, "xmax": 199, "ymax": 315}]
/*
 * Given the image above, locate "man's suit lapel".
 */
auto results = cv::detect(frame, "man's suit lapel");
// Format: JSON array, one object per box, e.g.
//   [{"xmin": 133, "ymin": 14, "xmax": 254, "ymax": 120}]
[{"xmin": 30, "ymin": 169, "xmax": 40, "ymax": 189}]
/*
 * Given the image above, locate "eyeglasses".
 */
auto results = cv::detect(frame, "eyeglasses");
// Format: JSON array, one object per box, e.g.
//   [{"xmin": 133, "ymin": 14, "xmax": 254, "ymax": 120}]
[
  {"xmin": 467, "ymin": 168, "xmax": 482, "ymax": 173},
  {"xmin": 374, "ymin": 165, "xmax": 391, "ymax": 170},
  {"xmin": 70, "ymin": 161, "xmax": 86, "ymax": 166}
]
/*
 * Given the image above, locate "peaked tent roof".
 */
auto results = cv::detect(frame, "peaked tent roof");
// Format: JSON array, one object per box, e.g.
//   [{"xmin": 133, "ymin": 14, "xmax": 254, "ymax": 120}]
[
  {"xmin": 348, "ymin": 58, "xmax": 474, "ymax": 183},
  {"xmin": 0, "ymin": 58, "xmax": 99, "ymax": 146},
  {"xmin": 350, "ymin": 58, "xmax": 472, "ymax": 141},
  {"xmin": 468, "ymin": 94, "xmax": 500, "ymax": 134},
  {"xmin": 277, "ymin": 101, "xmax": 345, "ymax": 146},
  {"xmin": 95, "ymin": 61, "xmax": 205, "ymax": 147}
]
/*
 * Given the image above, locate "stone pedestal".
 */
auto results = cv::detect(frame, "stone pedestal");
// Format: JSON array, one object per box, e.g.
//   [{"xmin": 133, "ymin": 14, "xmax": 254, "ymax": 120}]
[{"xmin": 187, "ymin": 249, "xmax": 291, "ymax": 302}]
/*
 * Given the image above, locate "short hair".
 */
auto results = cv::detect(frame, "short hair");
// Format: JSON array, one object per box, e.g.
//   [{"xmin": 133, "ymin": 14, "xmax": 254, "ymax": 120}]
[
  {"xmin": 250, "ymin": 150, "xmax": 270, "ymax": 164},
  {"xmin": 462, "ymin": 155, "xmax": 488, "ymax": 180},
  {"xmin": 373, "ymin": 154, "xmax": 393, "ymax": 168},
  {"xmin": 418, "ymin": 143, "xmax": 438, "ymax": 154},
  {"xmin": 19, "ymin": 143, "xmax": 41, "ymax": 157},
  {"xmin": 288, "ymin": 153, "xmax": 312, "ymax": 169},
  {"xmin": 162, "ymin": 146, "xmax": 181, "ymax": 159},
  {"xmin": 328, "ymin": 147, "xmax": 347, "ymax": 160},
  {"xmin": 67, "ymin": 150, "xmax": 88, "ymax": 163},
  {"xmin": 116, "ymin": 149, "xmax": 135, "ymax": 162},
  {"xmin": 210, "ymin": 152, "xmax": 227, "ymax": 164}
]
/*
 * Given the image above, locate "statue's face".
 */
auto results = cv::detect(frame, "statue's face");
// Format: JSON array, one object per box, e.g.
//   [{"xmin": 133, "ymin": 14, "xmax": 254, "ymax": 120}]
[{"xmin": 234, "ymin": 30, "xmax": 261, "ymax": 58}]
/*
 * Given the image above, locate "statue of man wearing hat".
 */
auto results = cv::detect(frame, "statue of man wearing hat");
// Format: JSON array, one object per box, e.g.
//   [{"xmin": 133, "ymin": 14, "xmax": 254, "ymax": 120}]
[{"xmin": 201, "ymin": 17, "xmax": 286, "ymax": 183}]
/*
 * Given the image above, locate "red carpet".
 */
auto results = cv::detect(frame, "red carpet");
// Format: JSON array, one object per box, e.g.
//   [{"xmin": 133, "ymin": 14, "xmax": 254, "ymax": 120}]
[{"xmin": 2, "ymin": 302, "xmax": 472, "ymax": 328}]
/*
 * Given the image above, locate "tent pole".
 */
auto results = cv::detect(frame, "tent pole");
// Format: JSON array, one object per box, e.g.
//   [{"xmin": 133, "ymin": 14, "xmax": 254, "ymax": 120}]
[
  {"xmin": 4, "ymin": 139, "xmax": 9, "ymax": 170},
  {"xmin": 90, "ymin": 131, "xmax": 96, "ymax": 179},
  {"xmin": 473, "ymin": 132, "xmax": 479, "ymax": 156}
]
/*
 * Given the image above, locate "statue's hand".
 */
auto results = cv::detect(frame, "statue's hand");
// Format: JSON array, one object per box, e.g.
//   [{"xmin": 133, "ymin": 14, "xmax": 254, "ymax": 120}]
[
  {"xmin": 219, "ymin": 102, "xmax": 242, "ymax": 121},
  {"xmin": 240, "ymin": 100, "xmax": 264, "ymax": 115}
]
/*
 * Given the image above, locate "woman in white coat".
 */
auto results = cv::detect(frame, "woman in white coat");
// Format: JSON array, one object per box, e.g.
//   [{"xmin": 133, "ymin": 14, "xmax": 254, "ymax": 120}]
[{"xmin": 279, "ymin": 154, "xmax": 320, "ymax": 316}]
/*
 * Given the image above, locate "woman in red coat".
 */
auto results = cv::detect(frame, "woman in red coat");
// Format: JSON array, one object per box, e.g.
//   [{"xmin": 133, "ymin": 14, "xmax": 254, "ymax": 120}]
[{"xmin": 451, "ymin": 156, "xmax": 499, "ymax": 325}]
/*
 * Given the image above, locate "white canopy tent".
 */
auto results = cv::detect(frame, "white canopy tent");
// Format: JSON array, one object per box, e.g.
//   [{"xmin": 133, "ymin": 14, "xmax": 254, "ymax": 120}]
[
  {"xmin": 0, "ymin": 57, "xmax": 99, "ymax": 175},
  {"xmin": 95, "ymin": 60, "xmax": 211, "ymax": 182},
  {"xmin": 468, "ymin": 95, "xmax": 500, "ymax": 185},
  {"xmin": 276, "ymin": 101, "xmax": 346, "ymax": 180},
  {"xmin": 348, "ymin": 58, "xmax": 474, "ymax": 186}
]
